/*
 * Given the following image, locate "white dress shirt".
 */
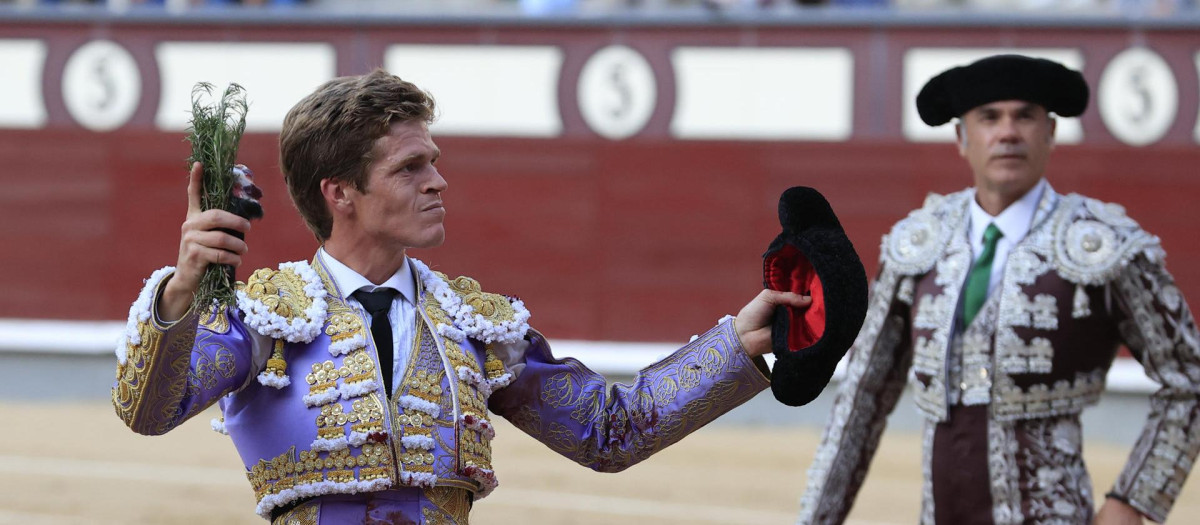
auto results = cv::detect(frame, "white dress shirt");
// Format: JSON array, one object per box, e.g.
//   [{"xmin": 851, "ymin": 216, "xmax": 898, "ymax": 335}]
[
  {"xmin": 966, "ymin": 178, "xmax": 1050, "ymax": 297},
  {"xmin": 318, "ymin": 248, "xmax": 418, "ymax": 396}
]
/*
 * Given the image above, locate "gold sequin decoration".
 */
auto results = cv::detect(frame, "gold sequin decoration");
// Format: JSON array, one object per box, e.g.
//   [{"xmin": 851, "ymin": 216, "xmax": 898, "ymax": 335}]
[
  {"xmin": 244, "ymin": 267, "xmax": 315, "ymax": 320},
  {"xmin": 342, "ymin": 350, "xmax": 378, "ymax": 385},
  {"xmin": 247, "ymin": 445, "xmax": 393, "ymax": 505},
  {"xmin": 324, "ymin": 312, "xmax": 364, "ymax": 342},
  {"xmin": 305, "ymin": 360, "xmax": 338, "ymax": 394}
]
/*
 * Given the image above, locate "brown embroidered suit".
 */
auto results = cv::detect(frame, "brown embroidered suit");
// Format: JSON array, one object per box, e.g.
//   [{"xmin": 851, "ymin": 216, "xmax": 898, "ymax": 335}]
[{"xmin": 798, "ymin": 186, "xmax": 1200, "ymax": 524}]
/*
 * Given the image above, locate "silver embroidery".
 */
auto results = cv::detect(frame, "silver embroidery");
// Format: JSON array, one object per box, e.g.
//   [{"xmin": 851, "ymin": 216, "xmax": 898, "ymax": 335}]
[
  {"xmin": 992, "ymin": 370, "xmax": 1106, "ymax": 421},
  {"xmin": 881, "ymin": 191, "xmax": 971, "ymax": 276},
  {"xmin": 797, "ymin": 270, "xmax": 908, "ymax": 524},
  {"xmin": 994, "ymin": 329, "xmax": 1054, "ymax": 375},
  {"xmin": 1065, "ymin": 220, "xmax": 1118, "ymax": 267},
  {"xmin": 988, "ymin": 417, "xmax": 1023, "ymax": 525},
  {"xmin": 1007, "ymin": 248, "xmax": 1051, "ymax": 286},
  {"xmin": 1017, "ymin": 416, "xmax": 1093, "ymax": 524},
  {"xmin": 914, "ymin": 293, "xmax": 954, "ymax": 330},
  {"xmin": 920, "ymin": 419, "xmax": 936, "ymax": 525},
  {"xmin": 1053, "ymin": 195, "xmax": 1163, "ymax": 286},
  {"xmin": 1072, "ymin": 284, "xmax": 1092, "ymax": 319},
  {"xmin": 897, "ymin": 276, "xmax": 916, "ymax": 306},
  {"xmin": 1111, "ymin": 258, "xmax": 1200, "ymax": 522},
  {"xmin": 1083, "ymin": 198, "xmax": 1139, "ymax": 229},
  {"xmin": 994, "ymin": 245, "xmax": 1057, "ymax": 375}
]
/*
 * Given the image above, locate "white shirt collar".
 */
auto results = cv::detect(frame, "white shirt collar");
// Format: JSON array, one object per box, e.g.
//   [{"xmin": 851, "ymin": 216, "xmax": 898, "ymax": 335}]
[
  {"xmin": 969, "ymin": 178, "xmax": 1047, "ymax": 247},
  {"xmin": 317, "ymin": 247, "xmax": 417, "ymax": 305}
]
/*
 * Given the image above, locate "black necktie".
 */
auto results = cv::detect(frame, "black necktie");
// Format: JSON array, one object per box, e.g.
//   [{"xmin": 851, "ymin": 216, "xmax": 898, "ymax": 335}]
[{"xmin": 353, "ymin": 288, "xmax": 399, "ymax": 395}]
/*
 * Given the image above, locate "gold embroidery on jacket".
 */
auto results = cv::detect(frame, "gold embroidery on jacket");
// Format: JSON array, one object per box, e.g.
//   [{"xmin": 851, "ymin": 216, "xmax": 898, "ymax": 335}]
[
  {"xmin": 113, "ymin": 321, "xmax": 196, "ymax": 434},
  {"xmin": 272, "ymin": 500, "xmax": 319, "ymax": 525},
  {"xmin": 423, "ymin": 486, "xmax": 471, "ymax": 524}
]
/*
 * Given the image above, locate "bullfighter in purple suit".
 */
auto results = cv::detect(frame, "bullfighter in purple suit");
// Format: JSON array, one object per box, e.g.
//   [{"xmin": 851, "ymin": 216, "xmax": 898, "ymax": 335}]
[{"xmin": 112, "ymin": 69, "xmax": 815, "ymax": 523}]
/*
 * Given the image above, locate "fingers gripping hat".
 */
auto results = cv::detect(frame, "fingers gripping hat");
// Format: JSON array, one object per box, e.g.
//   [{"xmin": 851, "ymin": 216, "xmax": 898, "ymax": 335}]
[
  {"xmin": 763, "ymin": 187, "xmax": 868, "ymax": 407},
  {"xmin": 916, "ymin": 54, "xmax": 1090, "ymax": 126}
]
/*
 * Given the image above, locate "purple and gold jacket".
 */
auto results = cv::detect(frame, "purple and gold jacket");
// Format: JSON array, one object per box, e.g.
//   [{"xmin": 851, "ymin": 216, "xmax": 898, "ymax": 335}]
[{"xmin": 112, "ymin": 255, "xmax": 769, "ymax": 522}]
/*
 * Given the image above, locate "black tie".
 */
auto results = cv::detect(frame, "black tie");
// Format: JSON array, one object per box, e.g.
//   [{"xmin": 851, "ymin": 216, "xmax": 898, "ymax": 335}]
[{"xmin": 353, "ymin": 288, "xmax": 399, "ymax": 395}]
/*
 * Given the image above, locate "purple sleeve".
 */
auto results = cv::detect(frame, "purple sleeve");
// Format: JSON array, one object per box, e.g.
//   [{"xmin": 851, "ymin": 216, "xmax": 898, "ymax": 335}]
[
  {"xmin": 488, "ymin": 318, "xmax": 769, "ymax": 472},
  {"xmin": 112, "ymin": 271, "xmax": 258, "ymax": 435}
]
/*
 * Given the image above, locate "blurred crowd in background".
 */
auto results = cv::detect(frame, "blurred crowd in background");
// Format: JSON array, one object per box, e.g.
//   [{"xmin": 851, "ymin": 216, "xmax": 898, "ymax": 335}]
[{"xmin": 1, "ymin": 0, "xmax": 1193, "ymax": 20}]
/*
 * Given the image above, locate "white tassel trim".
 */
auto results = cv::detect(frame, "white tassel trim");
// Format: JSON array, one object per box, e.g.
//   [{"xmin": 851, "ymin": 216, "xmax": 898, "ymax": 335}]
[
  {"xmin": 257, "ymin": 371, "xmax": 291, "ymax": 389},
  {"xmin": 310, "ymin": 435, "xmax": 349, "ymax": 452},
  {"xmin": 302, "ymin": 387, "xmax": 340, "ymax": 407},
  {"xmin": 462, "ymin": 414, "xmax": 496, "ymax": 440},
  {"xmin": 398, "ymin": 395, "xmax": 441, "ymax": 418},
  {"xmin": 328, "ymin": 333, "xmax": 366, "ymax": 357},
  {"xmin": 400, "ymin": 434, "xmax": 435, "ymax": 451},
  {"xmin": 117, "ymin": 266, "xmax": 175, "ymax": 365},
  {"xmin": 436, "ymin": 323, "xmax": 467, "ymax": 343},
  {"xmin": 348, "ymin": 431, "xmax": 372, "ymax": 447},
  {"xmin": 456, "ymin": 367, "xmax": 514, "ymax": 398},
  {"xmin": 254, "ymin": 477, "xmax": 392, "ymax": 519},
  {"xmin": 398, "ymin": 471, "xmax": 438, "ymax": 489},
  {"xmin": 457, "ymin": 367, "xmax": 490, "ymax": 394},
  {"xmin": 210, "ymin": 417, "xmax": 228, "ymax": 435},
  {"xmin": 487, "ymin": 372, "xmax": 514, "ymax": 392},
  {"xmin": 463, "ymin": 465, "xmax": 498, "ymax": 499},
  {"xmin": 338, "ymin": 379, "xmax": 380, "ymax": 400},
  {"xmin": 411, "ymin": 259, "xmax": 531, "ymax": 344},
  {"xmin": 237, "ymin": 261, "xmax": 328, "ymax": 344}
]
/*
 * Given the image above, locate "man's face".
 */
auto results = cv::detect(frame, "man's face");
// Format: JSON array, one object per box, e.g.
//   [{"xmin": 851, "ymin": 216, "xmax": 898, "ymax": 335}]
[
  {"xmin": 956, "ymin": 100, "xmax": 1056, "ymax": 200},
  {"xmin": 347, "ymin": 119, "xmax": 447, "ymax": 251}
]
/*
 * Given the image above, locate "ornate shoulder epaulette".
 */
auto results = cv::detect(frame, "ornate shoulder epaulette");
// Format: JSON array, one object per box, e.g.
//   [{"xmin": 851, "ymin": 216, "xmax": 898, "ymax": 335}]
[
  {"xmin": 1050, "ymin": 194, "xmax": 1164, "ymax": 286},
  {"xmin": 409, "ymin": 259, "xmax": 531, "ymax": 345},
  {"xmin": 236, "ymin": 261, "xmax": 330, "ymax": 388},
  {"xmin": 880, "ymin": 190, "xmax": 972, "ymax": 275}
]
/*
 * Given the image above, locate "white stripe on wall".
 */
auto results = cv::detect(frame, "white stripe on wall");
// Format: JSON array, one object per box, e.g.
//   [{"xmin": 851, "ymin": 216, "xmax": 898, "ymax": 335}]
[
  {"xmin": 155, "ymin": 42, "xmax": 336, "ymax": 132},
  {"xmin": 385, "ymin": 45, "xmax": 564, "ymax": 138},
  {"xmin": 670, "ymin": 47, "xmax": 854, "ymax": 141}
]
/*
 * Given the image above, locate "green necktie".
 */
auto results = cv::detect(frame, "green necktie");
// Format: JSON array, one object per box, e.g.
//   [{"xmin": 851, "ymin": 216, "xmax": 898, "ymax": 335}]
[{"xmin": 962, "ymin": 223, "xmax": 1003, "ymax": 327}]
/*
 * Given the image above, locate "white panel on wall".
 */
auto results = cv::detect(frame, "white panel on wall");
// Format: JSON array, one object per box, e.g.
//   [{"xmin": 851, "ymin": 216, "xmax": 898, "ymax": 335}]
[
  {"xmin": 670, "ymin": 47, "xmax": 854, "ymax": 141},
  {"xmin": 156, "ymin": 42, "xmax": 336, "ymax": 132},
  {"xmin": 0, "ymin": 40, "xmax": 48, "ymax": 129},
  {"xmin": 386, "ymin": 45, "xmax": 564, "ymax": 137}
]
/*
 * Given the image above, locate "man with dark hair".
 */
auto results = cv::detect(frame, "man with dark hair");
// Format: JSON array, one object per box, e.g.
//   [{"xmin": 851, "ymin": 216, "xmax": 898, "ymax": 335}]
[
  {"xmin": 796, "ymin": 55, "xmax": 1200, "ymax": 525},
  {"xmin": 113, "ymin": 69, "xmax": 812, "ymax": 523}
]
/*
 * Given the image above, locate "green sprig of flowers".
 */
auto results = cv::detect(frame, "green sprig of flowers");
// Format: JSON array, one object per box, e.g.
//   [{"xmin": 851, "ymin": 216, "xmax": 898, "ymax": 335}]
[{"xmin": 186, "ymin": 82, "xmax": 248, "ymax": 313}]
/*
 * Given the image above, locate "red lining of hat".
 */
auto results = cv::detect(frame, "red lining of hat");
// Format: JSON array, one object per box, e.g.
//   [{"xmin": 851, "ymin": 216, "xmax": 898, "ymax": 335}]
[{"xmin": 764, "ymin": 244, "xmax": 825, "ymax": 351}]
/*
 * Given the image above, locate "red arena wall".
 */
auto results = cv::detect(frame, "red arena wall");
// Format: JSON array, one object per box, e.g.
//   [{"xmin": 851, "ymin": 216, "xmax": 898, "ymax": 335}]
[{"xmin": 1, "ymin": 15, "xmax": 1197, "ymax": 343}]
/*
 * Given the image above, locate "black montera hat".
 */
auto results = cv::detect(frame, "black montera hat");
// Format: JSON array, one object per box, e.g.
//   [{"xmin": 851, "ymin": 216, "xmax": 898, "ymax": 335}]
[
  {"xmin": 916, "ymin": 54, "xmax": 1090, "ymax": 126},
  {"xmin": 762, "ymin": 187, "xmax": 868, "ymax": 407}
]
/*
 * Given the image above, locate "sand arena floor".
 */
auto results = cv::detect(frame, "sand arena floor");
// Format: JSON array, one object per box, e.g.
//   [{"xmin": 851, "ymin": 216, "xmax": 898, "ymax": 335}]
[{"xmin": 1, "ymin": 402, "xmax": 1196, "ymax": 524}]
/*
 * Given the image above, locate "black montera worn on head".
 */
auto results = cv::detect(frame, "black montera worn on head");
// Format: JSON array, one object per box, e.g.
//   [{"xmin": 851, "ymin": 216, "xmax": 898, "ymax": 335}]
[
  {"xmin": 916, "ymin": 54, "xmax": 1090, "ymax": 126},
  {"xmin": 762, "ymin": 187, "xmax": 868, "ymax": 407}
]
